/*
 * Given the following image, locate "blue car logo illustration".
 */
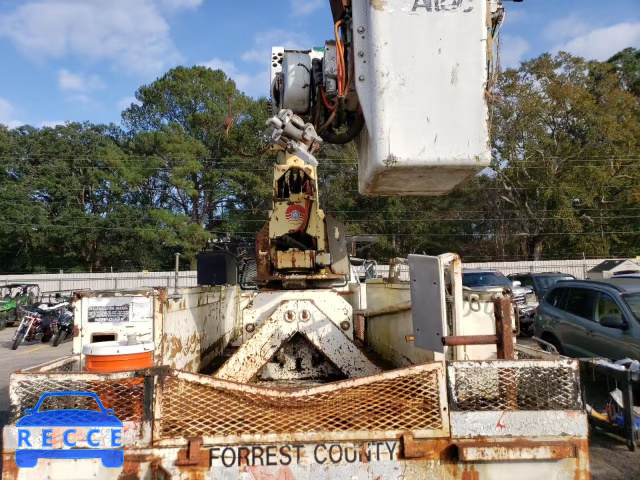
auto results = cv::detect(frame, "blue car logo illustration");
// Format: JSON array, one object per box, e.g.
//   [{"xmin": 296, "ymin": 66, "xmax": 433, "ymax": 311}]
[{"xmin": 15, "ymin": 391, "xmax": 124, "ymax": 468}]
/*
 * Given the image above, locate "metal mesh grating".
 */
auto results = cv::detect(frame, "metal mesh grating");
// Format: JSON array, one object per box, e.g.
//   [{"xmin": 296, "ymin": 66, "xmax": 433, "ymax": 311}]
[
  {"xmin": 238, "ymin": 258, "xmax": 258, "ymax": 289},
  {"xmin": 11, "ymin": 374, "xmax": 146, "ymax": 423},
  {"xmin": 159, "ymin": 368, "xmax": 444, "ymax": 440},
  {"xmin": 24, "ymin": 356, "xmax": 80, "ymax": 373},
  {"xmin": 448, "ymin": 360, "xmax": 582, "ymax": 412}
]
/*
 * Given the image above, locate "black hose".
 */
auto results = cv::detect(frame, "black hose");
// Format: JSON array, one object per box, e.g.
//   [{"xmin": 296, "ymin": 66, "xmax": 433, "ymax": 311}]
[{"xmin": 320, "ymin": 112, "xmax": 365, "ymax": 145}]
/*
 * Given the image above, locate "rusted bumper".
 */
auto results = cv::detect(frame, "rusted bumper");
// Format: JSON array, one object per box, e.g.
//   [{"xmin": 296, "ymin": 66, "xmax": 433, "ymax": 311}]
[{"xmin": 2, "ymin": 357, "xmax": 590, "ymax": 479}]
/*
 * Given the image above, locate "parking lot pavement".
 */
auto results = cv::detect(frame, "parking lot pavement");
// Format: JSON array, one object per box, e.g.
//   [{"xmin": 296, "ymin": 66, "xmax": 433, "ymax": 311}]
[
  {"xmin": 590, "ymin": 429, "xmax": 640, "ymax": 480},
  {"xmin": 0, "ymin": 326, "xmax": 72, "ymax": 471},
  {"xmin": 0, "ymin": 327, "xmax": 72, "ymax": 413}
]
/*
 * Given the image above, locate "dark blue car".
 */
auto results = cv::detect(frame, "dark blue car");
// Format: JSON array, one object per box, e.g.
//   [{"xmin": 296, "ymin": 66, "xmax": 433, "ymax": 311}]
[{"xmin": 15, "ymin": 391, "xmax": 124, "ymax": 468}]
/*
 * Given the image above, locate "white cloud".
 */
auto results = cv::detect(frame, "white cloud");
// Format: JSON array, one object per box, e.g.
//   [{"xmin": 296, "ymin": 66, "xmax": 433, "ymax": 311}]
[
  {"xmin": 0, "ymin": 0, "xmax": 183, "ymax": 75},
  {"xmin": 290, "ymin": 0, "xmax": 324, "ymax": 17},
  {"xmin": 553, "ymin": 22, "xmax": 640, "ymax": 61},
  {"xmin": 39, "ymin": 120, "xmax": 67, "ymax": 128},
  {"xmin": 160, "ymin": 0, "xmax": 203, "ymax": 10},
  {"xmin": 542, "ymin": 16, "xmax": 590, "ymax": 42},
  {"xmin": 67, "ymin": 93, "xmax": 93, "ymax": 104},
  {"xmin": 58, "ymin": 69, "xmax": 104, "ymax": 92},
  {"xmin": 241, "ymin": 29, "xmax": 312, "ymax": 63},
  {"xmin": 500, "ymin": 35, "xmax": 530, "ymax": 69},
  {"xmin": 117, "ymin": 96, "xmax": 142, "ymax": 111},
  {"xmin": 199, "ymin": 58, "xmax": 269, "ymax": 98},
  {"xmin": 0, "ymin": 98, "xmax": 24, "ymax": 129}
]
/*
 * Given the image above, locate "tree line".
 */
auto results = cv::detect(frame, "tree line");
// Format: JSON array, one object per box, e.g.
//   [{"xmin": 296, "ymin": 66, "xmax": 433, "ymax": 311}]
[{"xmin": 0, "ymin": 49, "xmax": 638, "ymax": 273}]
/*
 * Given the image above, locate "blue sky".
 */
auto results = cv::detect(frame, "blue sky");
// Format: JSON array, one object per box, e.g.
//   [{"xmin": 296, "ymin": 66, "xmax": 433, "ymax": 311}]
[{"xmin": 0, "ymin": 0, "xmax": 638, "ymax": 129}]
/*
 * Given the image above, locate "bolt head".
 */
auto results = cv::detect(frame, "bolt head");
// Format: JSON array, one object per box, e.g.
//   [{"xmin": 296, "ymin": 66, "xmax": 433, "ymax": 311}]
[
  {"xmin": 358, "ymin": 75, "xmax": 365, "ymax": 82},
  {"xmin": 245, "ymin": 323, "xmax": 255, "ymax": 333},
  {"xmin": 340, "ymin": 321, "xmax": 351, "ymax": 331},
  {"xmin": 285, "ymin": 310, "xmax": 296, "ymax": 322},
  {"xmin": 358, "ymin": 51, "xmax": 365, "ymax": 57},
  {"xmin": 357, "ymin": 26, "xmax": 365, "ymax": 34}
]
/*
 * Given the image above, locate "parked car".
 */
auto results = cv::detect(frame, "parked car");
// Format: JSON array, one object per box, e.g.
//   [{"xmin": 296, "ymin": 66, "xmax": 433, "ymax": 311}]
[
  {"xmin": 507, "ymin": 272, "xmax": 576, "ymax": 303},
  {"xmin": 534, "ymin": 279, "xmax": 640, "ymax": 360},
  {"xmin": 462, "ymin": 269, "xmax": 536, "ymax": 335}
]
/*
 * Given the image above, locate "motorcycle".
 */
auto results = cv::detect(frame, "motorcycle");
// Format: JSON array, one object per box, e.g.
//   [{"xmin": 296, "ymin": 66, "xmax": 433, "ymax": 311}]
[
  {"xmin": 11, "ymin": 302, "xmax": 69, "ymax": 350},
  {"xmin": 51, "ymin": 307, "xmax": 74, "ymax": 347}
]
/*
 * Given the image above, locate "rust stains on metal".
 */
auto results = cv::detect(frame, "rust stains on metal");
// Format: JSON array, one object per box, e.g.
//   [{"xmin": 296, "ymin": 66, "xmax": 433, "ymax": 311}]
[
  {"xmin": 458, "ymin": 441, "xmax": 577, "ymax": 462},
  {"xmin": 176, "ymin": 436, "xmax": 209, "ymax": 467},
  {"xmin": 359, "ymin": 442, "xmax": 370, "ymax": 463},
  {"xmin": 151, "ymin": 459, "xmax": 172, "ymax": 480},
  {"xmin": 158, "ymin": 288, "xmax": 167, "ymax": 314},
  {"xmin": 370, "ymin": 0, "xmax": 388, "ymax": 12},
  {"xmin": 574, "ymin": 438, "xmax": 591, "ymax": 480},
  {"xmin": 401, "ymin": 434, "xmax": 457, "ymax": 461},
  {"xmin": 494, "ymin": 296, "xmax": 515, "ymax": 360},
  {"xmin": 274, "ymin": 250, "xmax": 315, "ymax": 271},
  {"xmin": 363, "ymin": 302, "xmax": 412, "ymax": 319},
  {"xmin": 118, "ymin": 454, "xmax": 153, "ymax": 479},
  {"xmin": 255, "ymin": 224, "xmax": 271, "ymax": 278},
  {"xmin": 163, "ymin": 331, "xmax": 200, "ymax": 367},
  {"xmin": 461, "ymin": 470, "xmax": 479, "ymax": 480},
  {"xmin": 443, "ymin": 335, "xmax": 497, "ymax": 347},
  {"xmin": 2, "ymin": 453, "xmax": 19, "ymax": 480}
]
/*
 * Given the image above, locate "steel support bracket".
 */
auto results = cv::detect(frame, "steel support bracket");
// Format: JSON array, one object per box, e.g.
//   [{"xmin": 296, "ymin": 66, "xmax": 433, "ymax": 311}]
[
  {"xmin": 401, "ymin": 433, "xmax": 453, "ymax": 460},
  {"xmin": 175, "ymin": 436, "xmax": 207, "ymax": 467}
]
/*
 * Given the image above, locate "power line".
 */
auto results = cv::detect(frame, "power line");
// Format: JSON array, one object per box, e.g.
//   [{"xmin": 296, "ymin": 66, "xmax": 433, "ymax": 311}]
[
  {"xmin": 0, "ymin": 162, "xmax": 637, "ymax": 171},
  {"xmin": 2, "ymin": 222, "xmax": 640, "ymax": 237},
  {"xmin": 0, "ymin": 184, "xmax": 639, "ymax": 194},
  {"xmin": 3, "ymin": 198, "xmax": 640, "ymax": 216},
  {"xmin": 0, "ymin": 154, "xmax": 637, "ymax": 160}
]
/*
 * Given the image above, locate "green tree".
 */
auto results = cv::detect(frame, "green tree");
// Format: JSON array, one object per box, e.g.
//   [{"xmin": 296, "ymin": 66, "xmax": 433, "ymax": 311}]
[
  {"xmin": 488, "ymin": 52, "xmax": 640, "ymax": 260},
  {"xmin": 123, "ymin": 66, "xmax": 273, "ymax": 236},
  {"xmin": 608, "ymin": 47, "xmax": 640, "ymax": 97}
]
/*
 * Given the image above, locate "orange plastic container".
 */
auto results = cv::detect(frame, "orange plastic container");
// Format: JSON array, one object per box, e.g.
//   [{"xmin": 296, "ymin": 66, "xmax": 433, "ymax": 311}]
[{"xmin": 83, "ymin": 341, "xmax": 154, "ymax": 372}]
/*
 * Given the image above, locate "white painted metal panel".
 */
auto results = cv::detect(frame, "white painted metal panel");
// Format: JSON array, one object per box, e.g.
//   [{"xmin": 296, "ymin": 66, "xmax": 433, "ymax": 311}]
[
  {"xmin": 282, "ymin": 53, "xmax": 311, "ymax": 112},
  {"xmin": 352, "ymin": 0, "xmax": 490, "ymax": 195},
  {"xmin": 163, "ymin": 287, "xmax": 240, "ymax": 372},
  {"xmin": 72, "ymin": 286, "xmax": 239, "ymax": 372},
  {"xmin": 74, "ymin": 293, "xmax": 155, "ymax": 358},
  {"xmin": 450, "ymin": 411, "xmax": 589, "ymax": 438}
]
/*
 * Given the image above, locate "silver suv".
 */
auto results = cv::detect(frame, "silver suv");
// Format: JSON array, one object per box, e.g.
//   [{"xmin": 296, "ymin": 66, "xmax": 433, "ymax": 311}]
[
  {"xmin": 462, "ymin": 269, "xmax": 536, "ymax": 335},
  {"xmin": 534, "ymin": 279, "xmax": 640, "ymax": 360}
]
